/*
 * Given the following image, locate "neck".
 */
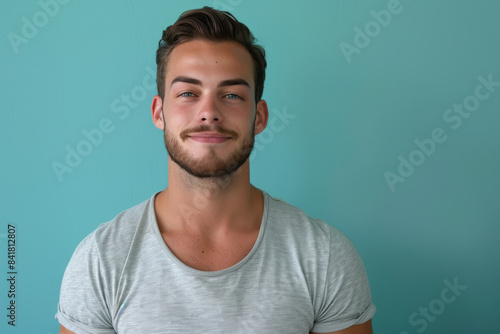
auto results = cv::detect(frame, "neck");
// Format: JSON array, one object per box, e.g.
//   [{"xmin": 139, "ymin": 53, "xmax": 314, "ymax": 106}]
[{"xmin": 155, "ymin": 158, "xmax": 262, "ymax": 237}]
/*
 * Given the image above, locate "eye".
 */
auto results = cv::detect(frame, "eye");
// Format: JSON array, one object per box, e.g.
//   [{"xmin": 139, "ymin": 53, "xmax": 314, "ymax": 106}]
[
  {"xmin": 179, "ymin": 92, "xmax": 195, "ymax": 98},
  {"xmin": 223, "ymin": 93, "xmax": 242, "ymax": 100}
]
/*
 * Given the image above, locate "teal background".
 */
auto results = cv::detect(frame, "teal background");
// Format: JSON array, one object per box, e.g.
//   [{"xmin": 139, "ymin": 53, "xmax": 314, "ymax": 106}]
[{"xmin": 1, "ymin": 0, "xmax": 499, "ymax": 333}]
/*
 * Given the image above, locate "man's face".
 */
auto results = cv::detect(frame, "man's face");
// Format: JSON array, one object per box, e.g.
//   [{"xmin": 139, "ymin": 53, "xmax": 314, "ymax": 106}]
[{"xmin": 153, "ymin": 40, "xmax": 267, "ymax": 178}]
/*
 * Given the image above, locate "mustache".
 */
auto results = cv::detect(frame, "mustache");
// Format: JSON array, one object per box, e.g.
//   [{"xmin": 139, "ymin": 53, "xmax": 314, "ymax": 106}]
[{"xmin": 180, "ymin": 125, "xmax": 238, "ymax": 139}]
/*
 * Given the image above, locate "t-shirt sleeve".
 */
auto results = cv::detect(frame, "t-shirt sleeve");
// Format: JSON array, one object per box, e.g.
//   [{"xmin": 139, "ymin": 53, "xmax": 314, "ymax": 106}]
[
  {"xmin": 55, "ymin": 232, "xmax": 116, "ymax": 334},
  {"xmin": 311, "ymin": 227, "xmax": 376, "ymax": 333}
]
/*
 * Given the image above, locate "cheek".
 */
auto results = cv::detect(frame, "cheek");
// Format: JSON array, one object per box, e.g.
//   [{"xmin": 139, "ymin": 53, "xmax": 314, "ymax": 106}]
[
  {"xmin": 229, "ymin": 114, "xmax": 254, "ymax": 134},
  {"xmin": 163, "ymin": 107, "xmax": 188, "ymax": 129}
]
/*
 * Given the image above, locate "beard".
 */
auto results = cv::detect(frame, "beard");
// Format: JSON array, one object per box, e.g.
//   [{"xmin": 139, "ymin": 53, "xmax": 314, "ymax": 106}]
[{"xmin": 163, "ymin": 120, "xmax": 255, "ymax": 179}]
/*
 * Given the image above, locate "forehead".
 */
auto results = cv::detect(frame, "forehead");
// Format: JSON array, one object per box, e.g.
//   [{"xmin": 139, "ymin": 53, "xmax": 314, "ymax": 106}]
[{"xmin": 166, "ymin": 40, "xmax": 254, "ymax": 86}]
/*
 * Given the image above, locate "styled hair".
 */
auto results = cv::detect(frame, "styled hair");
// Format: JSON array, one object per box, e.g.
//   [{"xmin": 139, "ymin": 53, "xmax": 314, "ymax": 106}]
[{"xmin": 156, "ymin": 6, "xmax": 266, "ymax": 102}]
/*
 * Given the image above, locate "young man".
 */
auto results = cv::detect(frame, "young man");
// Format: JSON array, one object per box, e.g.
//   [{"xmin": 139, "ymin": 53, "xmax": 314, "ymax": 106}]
[{"xmin": 56, "ymin": 7, "xmax": 376, "ymax": 334}]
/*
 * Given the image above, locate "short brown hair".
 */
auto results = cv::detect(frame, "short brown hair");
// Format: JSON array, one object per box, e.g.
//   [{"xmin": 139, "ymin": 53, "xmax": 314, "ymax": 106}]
[{"xmin": 156, "ymin": 6, "xmax": 266, "ymax": 102}]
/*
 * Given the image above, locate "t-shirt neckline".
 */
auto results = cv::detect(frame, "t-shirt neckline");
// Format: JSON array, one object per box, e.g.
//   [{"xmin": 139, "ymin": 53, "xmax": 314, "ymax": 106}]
[{"xmin": 149, "ymin": 190, "xmax": 270, "ymax": 277}]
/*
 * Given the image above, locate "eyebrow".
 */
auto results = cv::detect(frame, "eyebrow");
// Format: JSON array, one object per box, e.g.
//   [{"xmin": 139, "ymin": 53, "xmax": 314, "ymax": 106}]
[
  {"xmin": 170, "ymin": 76, "xmax": 250, "ymax": 89},
  {"xmin": 218, "ymin": 79, "xmax": 250, "ymax": 89}
]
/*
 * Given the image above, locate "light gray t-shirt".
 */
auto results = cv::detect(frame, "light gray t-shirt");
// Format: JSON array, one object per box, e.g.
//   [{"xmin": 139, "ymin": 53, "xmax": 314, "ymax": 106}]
[{"xmin": 56, "ymin": 191, "xmax": 375, "ymax": 333}]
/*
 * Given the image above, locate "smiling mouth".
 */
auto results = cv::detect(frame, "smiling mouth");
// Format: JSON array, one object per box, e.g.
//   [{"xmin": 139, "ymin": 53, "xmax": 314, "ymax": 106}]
[{"xmin": 188, "ymin": 132, "xmax": 232, "ymax": 143}]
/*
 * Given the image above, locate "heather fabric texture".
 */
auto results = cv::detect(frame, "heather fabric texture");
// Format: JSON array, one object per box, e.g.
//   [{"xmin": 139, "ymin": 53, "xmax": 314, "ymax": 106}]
[{"xmin": 55, "ymin": 191, "xmax": 376, "ymax": 333}]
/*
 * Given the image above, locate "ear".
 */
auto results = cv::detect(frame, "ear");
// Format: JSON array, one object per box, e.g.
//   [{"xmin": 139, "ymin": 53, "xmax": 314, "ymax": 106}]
[
  {"xmin": 254, "ymin": 99, "xmax": 269, "ymax": 135},
  {"xmin": 151, "ymin": 95, "xmax": 164, "ymax": 130}
]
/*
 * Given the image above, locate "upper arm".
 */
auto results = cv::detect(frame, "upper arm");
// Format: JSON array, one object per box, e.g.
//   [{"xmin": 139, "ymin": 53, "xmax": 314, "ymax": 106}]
[
  {"xmin": 311, "ymin": 319, "xmax": 373, "ymax": 334},
  {"xmin": 311, "ymin": 227, "xmax": 376, "ymax": 332},
  {"xmin": 56, "ymin": 233, "xmax": 114, "ymax": 332},
  {"xmin": 60, "ymin": 324, "xmax": 76, "ymax": 334}
]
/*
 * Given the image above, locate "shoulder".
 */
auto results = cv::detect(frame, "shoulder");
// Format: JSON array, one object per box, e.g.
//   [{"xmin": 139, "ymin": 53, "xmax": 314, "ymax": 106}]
[
  {"xmin": 95, "ymin": 196, "xmax": 153, "ymax": 245},
  {"xmin": 264, "ymin": 192, "xmax": 346, "ymax": 247},
  {"xmin": 262, "ymin": 194, "xmax": 375, "ymax": 329},
  {"xmin": 263, "ymin": 192, "xmax": 364, "ymax": 278},
  {"xmin": 57, "ymin": 195, "xmax": 157, "ymax": 331},
  {"xmin": 71, "ymin": 193, "xmax": 157, "ymax": 268}
]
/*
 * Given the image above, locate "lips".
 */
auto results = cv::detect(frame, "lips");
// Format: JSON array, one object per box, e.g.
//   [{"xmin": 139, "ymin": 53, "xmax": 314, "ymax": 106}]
[{"xmin": 188, "ymin": 132, "xmax": 231, "ymax": 143}]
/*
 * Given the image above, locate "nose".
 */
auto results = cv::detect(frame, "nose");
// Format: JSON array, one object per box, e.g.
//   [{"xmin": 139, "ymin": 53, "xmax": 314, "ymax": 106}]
[{"xmin": 198, "ymin": 95, "xmax": 223, "ymax": 123}]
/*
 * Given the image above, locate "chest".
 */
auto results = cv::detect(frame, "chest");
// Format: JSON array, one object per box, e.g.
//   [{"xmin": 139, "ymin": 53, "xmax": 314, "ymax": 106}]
[
  {"xmin": 112, "ymin": 265, "xmax": 315, "ymax": 334},
  {"xmin": 161, "ymin": 229, "xmax": 260, "ymax": 271}
]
